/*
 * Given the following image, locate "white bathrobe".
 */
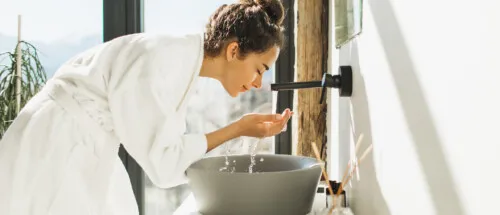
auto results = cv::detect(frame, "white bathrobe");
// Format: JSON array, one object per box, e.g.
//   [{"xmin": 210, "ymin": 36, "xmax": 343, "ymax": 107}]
[{"xmin": 0, "ymin": 33, "xmax": 208, "ymax": 215}]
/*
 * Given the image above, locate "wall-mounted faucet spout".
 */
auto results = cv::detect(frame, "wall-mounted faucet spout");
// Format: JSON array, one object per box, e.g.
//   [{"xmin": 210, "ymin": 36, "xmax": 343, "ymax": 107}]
[
  {"xmin": 271, "ymin": 66, "xmax": 353, "ymax": 104},
  {"xmin": 270, "ymin": 81, "xmax": 322, "ymax": 91}
]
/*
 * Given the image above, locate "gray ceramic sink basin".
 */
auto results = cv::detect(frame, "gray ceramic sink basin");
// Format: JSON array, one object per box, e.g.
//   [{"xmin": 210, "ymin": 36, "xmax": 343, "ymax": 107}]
[{"xmin": 186, "ymin": 154, "xmax": 322, "ymax": 215}]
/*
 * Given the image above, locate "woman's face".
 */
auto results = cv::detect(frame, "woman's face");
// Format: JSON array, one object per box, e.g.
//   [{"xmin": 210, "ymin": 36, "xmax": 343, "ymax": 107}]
[{"xmin": 221, "ymin": 42, "xmax": 280, "ymax": 97}]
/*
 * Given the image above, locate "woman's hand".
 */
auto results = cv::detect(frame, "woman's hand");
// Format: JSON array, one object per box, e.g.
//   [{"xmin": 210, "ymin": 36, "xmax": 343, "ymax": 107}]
[
  {"xmin": 235, "ymin": 108, "xmax": 293, "ymax": 138},
  {"xmin": 205, "ymin": 109, "xmax": 293, "ymax": 152}
]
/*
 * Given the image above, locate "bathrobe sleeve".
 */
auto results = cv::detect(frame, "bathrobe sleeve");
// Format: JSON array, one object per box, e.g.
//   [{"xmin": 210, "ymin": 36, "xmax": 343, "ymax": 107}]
[{"xmin": 106, "ymin": 34, "xmax": 207, "ymax": 188}]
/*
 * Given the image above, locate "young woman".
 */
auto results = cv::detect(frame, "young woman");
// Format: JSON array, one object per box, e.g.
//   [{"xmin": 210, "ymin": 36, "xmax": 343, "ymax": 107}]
[{"xmin": 0, "ymin": 0, "xmax": 291, "ymax": 214}]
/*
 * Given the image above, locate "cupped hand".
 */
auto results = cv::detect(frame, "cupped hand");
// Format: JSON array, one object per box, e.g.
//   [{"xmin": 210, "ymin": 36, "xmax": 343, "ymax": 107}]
[{"xmin": 235, "ymin": 108, "xmax": 293, "ymax": 138}]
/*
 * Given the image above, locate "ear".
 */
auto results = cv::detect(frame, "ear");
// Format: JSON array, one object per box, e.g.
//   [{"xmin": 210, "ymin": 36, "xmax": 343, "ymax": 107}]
[{"xmin": 225, "ymin": 41, "xmax": 239, "ymax": 61}]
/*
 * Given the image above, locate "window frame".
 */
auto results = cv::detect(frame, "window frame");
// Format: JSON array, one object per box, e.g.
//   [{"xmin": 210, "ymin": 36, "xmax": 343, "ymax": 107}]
[
  {"xmin": 103, "ymin": 0, "xmax": 145, "ymax": 213},
  {"xmin": 274, "ymin": 0, "xmax": 295, "ymax": 155}
]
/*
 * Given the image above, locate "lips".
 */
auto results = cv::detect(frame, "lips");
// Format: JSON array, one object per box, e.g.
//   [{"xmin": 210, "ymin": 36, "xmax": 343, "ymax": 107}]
[{"xmin": 241, "ymin": 85, "xmax": 249, "ymax": 92}]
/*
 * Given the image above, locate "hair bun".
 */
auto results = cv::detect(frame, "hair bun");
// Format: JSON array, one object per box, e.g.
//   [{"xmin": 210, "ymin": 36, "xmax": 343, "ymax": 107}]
[
  {"xmin": 240, "ymin": 0, "xmax": 285, "ymax": 26},
  {"xmin": 256, "ymin": 0, "xmax": 285, "ymax": 26}
]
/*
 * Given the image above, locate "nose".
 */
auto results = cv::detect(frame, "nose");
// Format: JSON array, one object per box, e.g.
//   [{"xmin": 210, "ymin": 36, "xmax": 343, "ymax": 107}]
[{"xmin": 252, "ymin": 76, "xmax": 262, "ymax": 89}]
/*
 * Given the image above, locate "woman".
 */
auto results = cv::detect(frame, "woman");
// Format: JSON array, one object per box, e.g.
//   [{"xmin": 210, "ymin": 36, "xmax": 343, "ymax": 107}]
[{"xmin": 0, "ymin": 0, "xmax": 291, "ymax": 214}]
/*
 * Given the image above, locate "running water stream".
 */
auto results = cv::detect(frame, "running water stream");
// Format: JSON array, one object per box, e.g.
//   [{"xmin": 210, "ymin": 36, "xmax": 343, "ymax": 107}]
[
  {"xmin": 219, "ymin": 138, "xmax": 264, "ymax": 173},
  {"xmin": 218, "ymin": 140, "xmax": 235, "ymax": 173},
  {"xmin": 248, "ymin": 138, "xmax": 262, "ymax": 173}
]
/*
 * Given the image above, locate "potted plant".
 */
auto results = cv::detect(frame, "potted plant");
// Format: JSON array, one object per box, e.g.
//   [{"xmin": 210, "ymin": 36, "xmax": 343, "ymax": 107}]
[{"xmin": 0, "ymin": 40, "xmax": 47, "ymax": 138}]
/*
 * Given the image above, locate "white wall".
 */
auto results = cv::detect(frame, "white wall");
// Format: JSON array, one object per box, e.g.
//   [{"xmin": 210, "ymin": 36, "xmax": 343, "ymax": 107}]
[{"xmin": 332, "ymin": 0, "xmax": 500, "ymax": 215}]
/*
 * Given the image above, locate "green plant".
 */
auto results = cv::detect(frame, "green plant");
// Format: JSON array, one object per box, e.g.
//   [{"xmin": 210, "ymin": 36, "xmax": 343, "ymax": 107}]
[{"xmin": 0, "ymin": 41, "xmax": 47, "ymax": 138}]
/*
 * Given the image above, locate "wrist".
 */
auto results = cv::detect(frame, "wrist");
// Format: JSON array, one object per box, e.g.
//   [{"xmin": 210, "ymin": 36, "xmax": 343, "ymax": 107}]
[
  {"xmin": 230, "ymin": 120, "xmax": 245, "ymax": 138},
  {"xmin": 205, "ymin": 121, "xmax": 243, "ymax": 152}
]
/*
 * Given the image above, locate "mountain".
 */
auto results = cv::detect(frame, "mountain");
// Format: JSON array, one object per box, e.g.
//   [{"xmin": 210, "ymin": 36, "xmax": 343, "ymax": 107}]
[{"xmin": 0, "ymin": 33, "xmax": 102, "ymax": 78}]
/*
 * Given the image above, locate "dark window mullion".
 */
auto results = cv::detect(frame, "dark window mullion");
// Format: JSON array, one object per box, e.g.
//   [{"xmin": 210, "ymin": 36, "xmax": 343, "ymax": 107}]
[
  {"xmin": 275, "ymin": 0, "xmax": 295, "ymax": 155},
  {"xmin": 103, "ymin": 0, "xmax": 145, "ymax": 214}
]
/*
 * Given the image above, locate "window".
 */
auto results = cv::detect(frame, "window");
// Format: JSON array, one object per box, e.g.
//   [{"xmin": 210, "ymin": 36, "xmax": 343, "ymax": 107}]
[
  {"xmin": 0, "ymin": 0, "xmax": 102, "ymax": 78},
  {"xmin": 143, "ymin": 1, "xmax": 275, "ymax": 214},
  {"xmin": 335, "ymin": 0, "xmax": 363, "ymax": 48}
]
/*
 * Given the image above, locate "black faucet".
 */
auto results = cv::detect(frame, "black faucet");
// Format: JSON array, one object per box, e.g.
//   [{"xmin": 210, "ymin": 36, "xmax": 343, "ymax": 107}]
[{"xmin": 271, "ymin": 66, "xmax": 353, "ymax": 103}]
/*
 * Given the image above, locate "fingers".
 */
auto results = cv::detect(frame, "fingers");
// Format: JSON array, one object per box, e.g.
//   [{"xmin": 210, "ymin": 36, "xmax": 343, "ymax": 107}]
[
  {"xmin": 267, "ymin": 111, "xmax": 293, "ymax": 136},
  {"xmin": 281, "ymin": 108, "xmax": 291, "ymax": 118},
  {"xmin": 247, "ymin": 108, "xmax": 294, "ymax": 138},
  {"xmin": 249, "ymin": 108, "xmax": 292, "ymax": 123},
  {"xmin": 256, "ymin": 122, "xmax": 272, "ymax": 137},
  {"xmin": 255, "ymin": 113, "xmax": 283, "ymax": 122}
]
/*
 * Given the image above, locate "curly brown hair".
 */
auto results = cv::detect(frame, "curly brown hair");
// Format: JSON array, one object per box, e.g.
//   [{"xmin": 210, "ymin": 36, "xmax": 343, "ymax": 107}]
[{"xmin": 204, "ymin": 0, "xmax": 286, "ymax": 58}]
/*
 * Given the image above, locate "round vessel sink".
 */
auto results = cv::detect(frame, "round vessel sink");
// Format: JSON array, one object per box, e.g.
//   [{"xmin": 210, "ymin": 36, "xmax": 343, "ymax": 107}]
[{"xmin": 186, "ymin": 154, "xmax": 322, "ymax": 215}]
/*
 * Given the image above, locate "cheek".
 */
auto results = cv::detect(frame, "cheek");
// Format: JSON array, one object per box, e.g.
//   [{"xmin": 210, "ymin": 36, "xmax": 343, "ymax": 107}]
[
  {"xmin": 242, "ymin": 72, "xmax": 257, "ymax": 86},
  {"xmin": 231, "ymin": 65, "xmax": 257, "ymax": 84}
]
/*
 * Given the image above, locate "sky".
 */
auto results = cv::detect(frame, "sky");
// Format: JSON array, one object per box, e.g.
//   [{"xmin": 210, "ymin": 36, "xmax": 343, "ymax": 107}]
[
  {"xmin": 0, "ymin": 0, "xmax": 238, "ymax": 43},
  {"xmin": 0, "ymin": 0, "xmax": 243, "ymax": 77},
  {"xmin": 0, "ymin": 0, "xmax": 103, "ymax": 43}
]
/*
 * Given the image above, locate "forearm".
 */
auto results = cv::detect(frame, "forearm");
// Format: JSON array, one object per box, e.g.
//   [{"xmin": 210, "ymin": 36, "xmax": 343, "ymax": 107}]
[{"xmin": 205, "ymin": 122, "xmax": 242, "ymax": 152}]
